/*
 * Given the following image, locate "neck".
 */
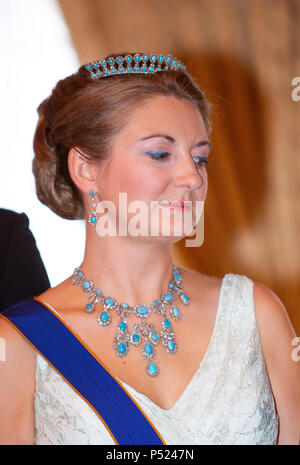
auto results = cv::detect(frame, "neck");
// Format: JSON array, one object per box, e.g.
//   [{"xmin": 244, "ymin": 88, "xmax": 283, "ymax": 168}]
[{"xmin": 80, "ymin": 230, "xmax": 176, "ymax": 305}]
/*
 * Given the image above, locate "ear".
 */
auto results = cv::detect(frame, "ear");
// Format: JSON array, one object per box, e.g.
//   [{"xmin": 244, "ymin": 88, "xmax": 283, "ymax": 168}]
[{"xmin": 68, "ymin": 148, "xmax": 97, "ymax": 194}]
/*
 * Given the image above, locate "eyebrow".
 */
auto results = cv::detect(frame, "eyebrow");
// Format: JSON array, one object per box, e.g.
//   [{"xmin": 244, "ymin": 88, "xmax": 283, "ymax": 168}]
[{"xmin": 138, "ymin": 134, "xmax": 212, "ymax": 152}]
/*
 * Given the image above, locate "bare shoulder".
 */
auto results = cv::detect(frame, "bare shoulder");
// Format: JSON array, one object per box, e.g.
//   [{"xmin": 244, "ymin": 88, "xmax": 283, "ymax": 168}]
[
  {"xmin": 0, "ymin": 277, "xmax": 72, "ymax": 445},
  {"xmin": 252, "ymin": 281, "xmax": 297, "ymax": 358},
  {"xmin": 0, "ymin": 314, "xmax": 36, "ymax": 444},
  {"xmin": 252, "ymin": 280, "xmax": 300, "ymax": 444},
  {"xmin": 0, "ymin": 313, "xmax": 37, "ymax": 376}
]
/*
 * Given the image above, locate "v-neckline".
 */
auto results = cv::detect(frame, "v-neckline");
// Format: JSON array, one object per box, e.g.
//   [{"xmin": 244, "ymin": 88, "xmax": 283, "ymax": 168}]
[
  {"xmin": 115, "ymin": 274, "xmax": 227, "ymax": 412},
  {"xmin": 35, "ymin": 274, "xmax": 227, "ymax": 413}
]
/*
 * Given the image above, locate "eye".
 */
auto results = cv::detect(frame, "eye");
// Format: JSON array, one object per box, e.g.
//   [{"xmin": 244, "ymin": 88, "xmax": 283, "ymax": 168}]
[
  {"xmin": 193, "ymin": 156, "xmax": 209, "ymax": 168},
  {"xmin": 145, "ymin": 152, "xmax": 170, "ymax": 161}
]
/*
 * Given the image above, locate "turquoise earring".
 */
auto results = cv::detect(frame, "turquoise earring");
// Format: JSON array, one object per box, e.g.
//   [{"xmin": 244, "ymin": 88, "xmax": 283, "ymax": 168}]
[{"xmin": 88, "ymin": 190, "xmax": 98, "ymax": 226}]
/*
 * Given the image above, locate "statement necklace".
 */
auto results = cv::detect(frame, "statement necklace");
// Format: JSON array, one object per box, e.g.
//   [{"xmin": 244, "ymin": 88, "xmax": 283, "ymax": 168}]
[{"xmin": 72, "ymin": 264, "xmax": 191, "ymax": 377}]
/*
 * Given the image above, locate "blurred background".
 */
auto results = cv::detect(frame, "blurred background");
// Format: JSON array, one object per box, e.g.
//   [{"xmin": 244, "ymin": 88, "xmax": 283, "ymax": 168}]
[{"xmin": 0, "ymin": 0, "xmax": 299, "ymax": 333}]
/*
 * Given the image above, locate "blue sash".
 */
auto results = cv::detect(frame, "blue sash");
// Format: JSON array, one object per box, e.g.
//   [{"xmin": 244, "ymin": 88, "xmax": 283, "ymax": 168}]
[{"xmin": 1, "ymin": 298, "xmax": 165, "ymax": 445}]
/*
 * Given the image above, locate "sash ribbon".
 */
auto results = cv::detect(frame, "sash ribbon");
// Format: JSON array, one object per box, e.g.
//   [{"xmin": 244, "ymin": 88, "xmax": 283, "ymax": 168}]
[{"xmin": 1, "ymin": 298, "xmax": 165, "ymax": 445}]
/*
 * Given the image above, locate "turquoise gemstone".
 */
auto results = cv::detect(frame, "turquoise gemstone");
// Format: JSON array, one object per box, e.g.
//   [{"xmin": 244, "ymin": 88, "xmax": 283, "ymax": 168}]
[
  {"xmin": 86, "ymin": 303, "xmax": 93, "ymax": 310},
  {"xmin": 119, "ymin": 67, "xmax": 124, "ymax": 72},
  {"xmin": 166, "ymin": 56, "xmax": 171, "ymax": 63},
  {"xmin": 90, "ymin": 216, "xmax": 97, "ymax": 223},
  {"xmin": 121, "ymin": 303, "xmax": 129, "ymax": 308},
  {"xmin": 132, "ymin": 332, "xmax": 140, "ymax": 342},
  {"xmin": 96, "ymin": 72, "xmax": 102, "ymax": 77},
  {"xmin": 85, "ymin": 65, "xmax": 91, "ymax": 71},
  {"xmin": 169, "ymin": 283, "xmax": 174, "ymax": 289},
  {"xmin": 101, "ymin": 60, "xmax": 106, "ymax": 66},
  {"xmin": 149, "ymin": 66, "xmax": 155, "ymax": 72},
  {"xmin": 111, "ymin": 68, "xmax": 116, "ymax": 74},
  {"xmin": 100, "ymin": 311, "xmax": 109, "ymax": 322},
  {"xmin": 151, "ymin": 331, "xmax": 159, "ymax": 341},
  {"xmin": 151, "ymin": 54, "xmax": 157, "ymax": 62},
  {"xmin": 104, "ymin": 69, "xmax": 109, "ymax": 75},
  {"xmin": 82, "ymin": 280, "xmax": 91, "ymax": 290},
  {"xmin": 143, "ymin": 55, "xmax": 148, "ymax": 61},
  {"xmin": 163, "ymin": 293, "xmax": 173, "ymax": 302},
  {"xmin": 92, "ymin": 62, "xmax": 98, "ymax": 69},
  {"xmin": 168, "ymin": 341, "xmax": 175, "ymax": 351},
  {"xmin": 118, "ymin": 343, "xmax": 126, "ymax": 354},
  {"xmin": 181, "ymin": 294, "xmax": 190, "ymax": 304},
  {"xmin": 147, "ymin": 363, "xmax": 158, "ymax": 375},
  {"xmin": 126, "ymin": 56, "xmax": 132, "ymax": 63},
  {"xmin": 135, "ymin": 54, "xmax": 141, "ymax": 61},
  {"xmin": 174, "ymin": 273, "xmax": 181, "ymax": 282},
  {"xmin": 117, "ymin": 58, "xmax": 123, "ymax": 64},
  {"xmin": 173, "ymin": 306, "xmax": 180, "ymax": 317},
  {"xmin": 159, "ymin": 55, "xmax": 164, "ymax": 63},
  {"xmin": 153, "ymin": 300, "xmax": 159, "ymax": 306},
  {"xmin": 144, "ymin": 344, "xmax": 153, "ymax": 354},
  {"xmin": 137, "ymin": 306, "xmax": 148, "ymax": 315},
  {"xmin": 105, "ymin": 298, "xmax": 115, "ymax": 308},
  {"xmin": 96, "ymin": 289, "xmax": 102, "ymax": 295},
  {"xmin": 119, "ymin": 321, "xmax": 127, "ymax": 330},
  {"xmin": 109, "ymin": 58, "xmax": 114, "ymax": 65},
  {"xmin": 90, "ymin": 73, "xmax": 96, "ymax": 79},
  {"xmin": 164, "ymin": 318, "xmax": 171, "ymax": 328},
  {"xmin": 127, "ymin": 66, "xmax": 132, "ymax": 72},
  {"xmin": 142, "ymin": 65, "xmax": 147, "ymax": 72}
]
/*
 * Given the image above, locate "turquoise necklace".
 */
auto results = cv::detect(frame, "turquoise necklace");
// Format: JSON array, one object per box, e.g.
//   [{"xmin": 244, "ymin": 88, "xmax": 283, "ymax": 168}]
[{"xmin": 72, "ymin": 264, "xmax": 191, "ymax": 377}]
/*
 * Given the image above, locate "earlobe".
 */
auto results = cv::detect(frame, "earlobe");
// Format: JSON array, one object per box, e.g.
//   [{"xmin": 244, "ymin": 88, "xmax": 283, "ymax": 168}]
[{"xmin": 68, "ymin": 148, "xmax": 96, "ymax": 194}]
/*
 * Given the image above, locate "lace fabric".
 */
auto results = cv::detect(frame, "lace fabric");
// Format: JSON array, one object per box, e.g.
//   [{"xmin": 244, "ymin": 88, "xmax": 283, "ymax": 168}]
[{"xmin": 34, "ymin": 273, "xmax": 279, "ymax": 445}]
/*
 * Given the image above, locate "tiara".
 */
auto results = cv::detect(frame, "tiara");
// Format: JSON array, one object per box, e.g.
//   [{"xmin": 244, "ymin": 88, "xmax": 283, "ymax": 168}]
[{"xmin": 84, "ymin": 53, "xmax": 186, "ymax": 79}]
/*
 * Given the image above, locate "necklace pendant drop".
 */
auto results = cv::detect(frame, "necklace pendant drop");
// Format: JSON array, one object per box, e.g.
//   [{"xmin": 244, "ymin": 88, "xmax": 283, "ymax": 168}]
[{"xmin": 113, "ymin": 319, "xmax": 131, "ymax": 357}]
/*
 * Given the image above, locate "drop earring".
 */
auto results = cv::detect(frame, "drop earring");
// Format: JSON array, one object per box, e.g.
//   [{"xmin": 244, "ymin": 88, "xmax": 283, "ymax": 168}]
[{"xmin": 88, "ymin": 190, "xmax": 98, "ymax": 225}]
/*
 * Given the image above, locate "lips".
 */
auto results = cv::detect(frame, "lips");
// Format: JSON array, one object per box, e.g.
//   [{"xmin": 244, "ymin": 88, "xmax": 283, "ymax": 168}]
[{"xmin": 159, "ymin": 200, "xmax": 192, "ymax": 210}]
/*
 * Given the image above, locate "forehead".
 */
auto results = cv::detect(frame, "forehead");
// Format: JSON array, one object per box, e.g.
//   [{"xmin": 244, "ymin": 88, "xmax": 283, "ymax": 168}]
[{"xmin": 119, "ymin": 95, "xmax": 208, "ymax": 140}]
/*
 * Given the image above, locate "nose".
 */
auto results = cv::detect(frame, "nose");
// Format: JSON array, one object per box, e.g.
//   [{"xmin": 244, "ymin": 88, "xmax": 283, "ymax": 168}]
[{"xmin": 172, "ymin": 153, "xmax": 204, "ymax": 191}]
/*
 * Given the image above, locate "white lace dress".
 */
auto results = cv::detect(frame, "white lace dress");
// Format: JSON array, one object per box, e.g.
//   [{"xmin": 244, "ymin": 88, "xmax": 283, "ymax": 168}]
[{"xmin": 34, "ymin": 273, "xmax": 279, "ymax": 445}]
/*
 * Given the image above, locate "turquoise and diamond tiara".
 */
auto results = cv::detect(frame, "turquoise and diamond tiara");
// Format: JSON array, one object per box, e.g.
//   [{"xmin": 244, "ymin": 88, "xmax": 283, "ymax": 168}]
[{"xmin": 84, "ymin": 53, "xmax": 186, "ymax": 80}]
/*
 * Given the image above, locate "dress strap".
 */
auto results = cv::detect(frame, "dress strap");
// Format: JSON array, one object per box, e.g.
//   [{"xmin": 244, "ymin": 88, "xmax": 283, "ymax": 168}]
[{"xmin": 1, "ymin": 298, "xmax": 165, "ymax": 445}]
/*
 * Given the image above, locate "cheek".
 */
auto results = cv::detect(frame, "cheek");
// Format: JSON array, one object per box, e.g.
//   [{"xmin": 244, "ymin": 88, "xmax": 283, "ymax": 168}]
[
  {"xmin": 118, "ymin": 164, "xmax": 168, "ymax": 201},
  {"xmin": 199, "ymin": 170, "xmax": 208, "ymax": 198},
  {"xmin": 95, "ymin": 155, "xmax": 170, "ymax": 202},
  {"xmin": 191, "ymin": 169, "xmax": 208, "ymax": 201}
]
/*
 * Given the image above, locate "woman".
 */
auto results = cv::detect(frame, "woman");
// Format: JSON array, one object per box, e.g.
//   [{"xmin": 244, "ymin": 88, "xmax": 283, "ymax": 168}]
[{"xmin": 0, "ymin": 52, "xmax": 299, "ymax": 445}]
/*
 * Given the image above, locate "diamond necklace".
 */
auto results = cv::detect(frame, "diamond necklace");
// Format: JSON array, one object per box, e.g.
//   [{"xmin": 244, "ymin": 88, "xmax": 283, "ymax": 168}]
[{"xmin": 72, "ymin": 264, "xmax": 191, "ymax": 377}]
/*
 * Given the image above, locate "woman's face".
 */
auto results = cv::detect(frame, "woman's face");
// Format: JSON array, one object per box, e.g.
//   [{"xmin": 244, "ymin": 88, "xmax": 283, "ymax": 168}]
[{"xmin": 93, "ymin": 95, "xmax": 211, "ymax": 241}]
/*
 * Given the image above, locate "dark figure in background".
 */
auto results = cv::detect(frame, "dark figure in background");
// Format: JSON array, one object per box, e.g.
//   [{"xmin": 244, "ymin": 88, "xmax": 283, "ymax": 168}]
[{"xmin": 0, "ymin": 209, "xmax": 50, "ymax": 311}]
